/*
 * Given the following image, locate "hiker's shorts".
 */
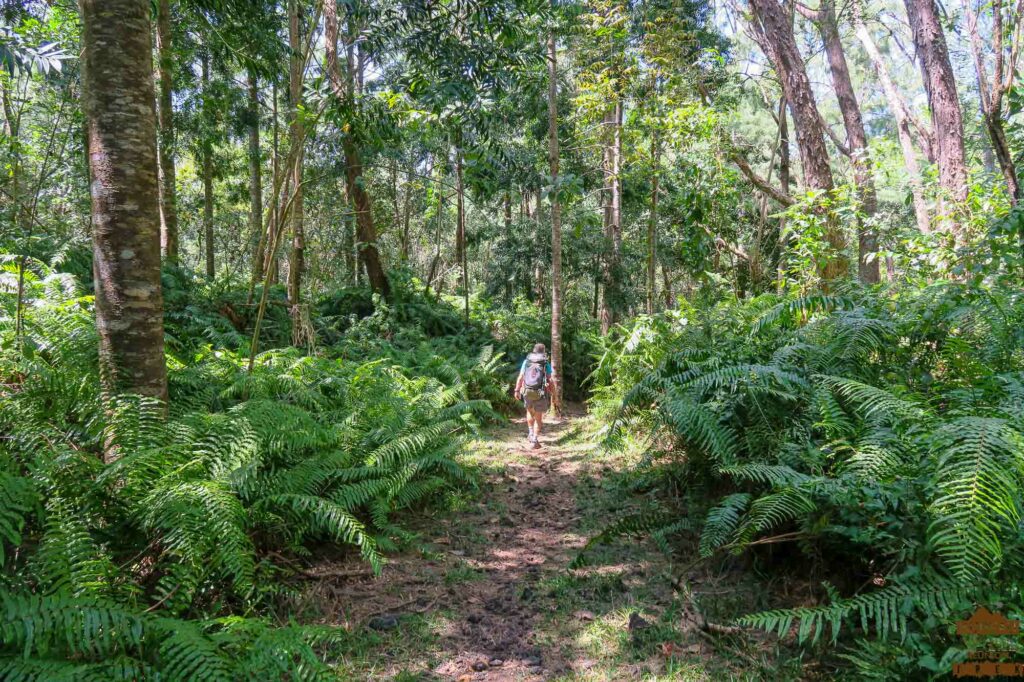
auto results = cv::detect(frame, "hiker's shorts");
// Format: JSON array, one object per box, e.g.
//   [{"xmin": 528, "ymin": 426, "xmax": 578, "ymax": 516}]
[{"xmin": 524, "ymin": 394, "xmax": 550, "ymax": 413}]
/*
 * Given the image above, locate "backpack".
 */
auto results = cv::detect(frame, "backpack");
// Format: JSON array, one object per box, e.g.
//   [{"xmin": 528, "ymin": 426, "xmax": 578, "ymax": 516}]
[{"xmin": 523, "ymin": 353, "xmax": 548, "ymax": 395}]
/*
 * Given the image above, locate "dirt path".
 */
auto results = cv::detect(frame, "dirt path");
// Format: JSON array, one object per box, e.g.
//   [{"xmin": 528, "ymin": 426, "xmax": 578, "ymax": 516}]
[{"xmin": 302, "ymin": 409, "xmax": 772, "ymax": 681}]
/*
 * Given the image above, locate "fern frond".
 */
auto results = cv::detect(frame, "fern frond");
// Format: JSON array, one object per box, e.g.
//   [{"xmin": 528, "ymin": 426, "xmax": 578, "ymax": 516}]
[
  {"xmin": 929, "ymin": 417, "xmax": 1024, "ymax": 580},
  {"xmin": 699, "ymin": 493, "xmax": 751, "ymax": 557},
  {"xmin": 737, "ymin": 580, "xmax": 970, "ymax": 644}
]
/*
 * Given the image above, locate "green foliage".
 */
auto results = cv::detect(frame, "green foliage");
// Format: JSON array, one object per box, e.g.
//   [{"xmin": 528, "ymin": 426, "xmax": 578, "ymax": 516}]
[
  {"xmin": 584, "ymin": 279, "xmax": 1024, "ymax": 674},
  {"xmin": 0, "ymin": 266, "xmax": 492, "ymax": 678}
]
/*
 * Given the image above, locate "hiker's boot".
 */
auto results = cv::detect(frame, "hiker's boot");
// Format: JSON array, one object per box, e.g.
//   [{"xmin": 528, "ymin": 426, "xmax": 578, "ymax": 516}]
[{"xmin": 532, "ymin": 439, "xmax": 541, "ymax": 450}]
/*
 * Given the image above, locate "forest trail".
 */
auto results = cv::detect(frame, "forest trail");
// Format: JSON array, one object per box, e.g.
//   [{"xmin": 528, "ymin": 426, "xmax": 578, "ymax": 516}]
[{"xmin": 302, "ymin": 407, "xmax": 731, "ymax": 680}]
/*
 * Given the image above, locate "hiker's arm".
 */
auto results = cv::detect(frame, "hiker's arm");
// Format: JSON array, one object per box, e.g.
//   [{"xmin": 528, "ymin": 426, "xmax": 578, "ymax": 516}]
[{"xmin": 514, "ymin": 373, "xmax": 524, "ymax": 399}]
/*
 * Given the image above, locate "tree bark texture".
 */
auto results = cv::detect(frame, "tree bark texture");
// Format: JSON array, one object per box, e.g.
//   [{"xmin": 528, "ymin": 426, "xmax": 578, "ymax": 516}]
[
  {"xmin": 548, "ymin": 30, "xmax": 563, "ymax": 415},
  {"xmin": 903, "ymin": 0, "xmax": 969, "ymax": 230},
  {"xmin": 287, "ymin": 0, "xmax": 305, "ymax": 314},
  {"xmin": 811, "ymin": 0, "xmax": 879, "ymax": 283},
  {"xmin": 598, "ymin": 100, "xmax": 623, "ymax": 334},
  {"xmin": 748, "ymin": 0, "xmax": 848, "ymax": 282},
  {"xmin": 79, "ymin": 0, "xmax": 169, "ymax": 410}
]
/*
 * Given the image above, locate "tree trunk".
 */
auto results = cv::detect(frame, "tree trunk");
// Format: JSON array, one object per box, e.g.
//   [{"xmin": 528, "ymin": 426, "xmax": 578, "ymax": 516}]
[
  {"xmin": 155, "ymin": 0, "xmax": 178, "ymax": 263},
  {"xmin": 202, "ymin": 53, "xmax": 214, "ymax": 278},
  {"xmin": 268, "ymin": 79, "xmax": 280, "ymax": 284},
  {"xmin": 748, "ymin": 0, "xmax": 847, "ymax": 282},
  {"xmin": 777, "ymin": 96, "xmax": 791, "ymax": 275},
  {"xmin": 547, "ymin": 29, "xmax": 563, "ymax": 415},
  {"xmin": 400, "ymin": 176, "xmax": 412, "ymax": 262},
  {"xmin": 79, "ymin": 0, "xmax": 169, "ymax": 416},
  {"xmin": 852, "ymin": 0, "xmax": 931, "ymax": 234},
  {"xmin": 808, "ymin": 0, "xmax": 879, "ymax": 283},
  {"xmin": 247, "ymin": 70, "xmax": 265, "ymax": 292},
  {"xmin": 456, "ymin": 146, "xmax": 468, "ymax": 325},
  {"xmin": 533, "ymin": 192, "xmax": 545, "ymax": 308},
  {"xmin": 903, "ymin": 0, "xmax": 968, "ymax": 234},
  {"xmin": 425, "ymin": 163, "xmax": 444, "ymax": 294},
  {"xmin": 647, "ymin": 134, "xmax": 659, "ymax": 313},
  {"xmin": 324, "ymin": 0, "xmax": 390, "ymax": 297},
  {"xmin": 598, "ymin": 99, "xmax": 623, "ymax": 334},
  {"xmin": 287, "ymin": 0, "xmax": 304, "ymax": 323},
  {"xmin": 662, "ymin": 265, "xmax": 673, "ymax": 309},
  {"xmin": 342, "ymin": 179, "xmax": 356, "ymax": 284},
  {"xmin": 963, "ymin": 0, "xmax": 1020, "ymax": 203}
]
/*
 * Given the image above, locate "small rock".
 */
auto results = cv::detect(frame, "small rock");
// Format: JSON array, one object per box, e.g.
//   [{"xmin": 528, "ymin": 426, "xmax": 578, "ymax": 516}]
[
  {"xmin": 488, "ymin": 658, "xmax": 504, "ymax": 667},
  {"xmin": 574, "ymin": 609, "xmax": 595, "ymax": 622},
  {"xmin": 523, "ymin": 656, "xmax": 542, "ymax": 667},
  {"xmin": 472, "ymin": 660, "xmax": 488, "ymax": 672},
  {"xmin": 452, "ymin": 550, "xmax": 466, "ymax": 556},
  {"xmin": 367, "ymin": 615, "xmax": 399, "ymax": 631}
]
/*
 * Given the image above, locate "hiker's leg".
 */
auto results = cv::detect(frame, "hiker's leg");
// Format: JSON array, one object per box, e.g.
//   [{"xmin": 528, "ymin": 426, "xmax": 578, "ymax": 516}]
[
  {"xmin": 533, "ymin": 411, "xmax": 543, "ymax": 441},
  {"xmin": 525, "ymin": 407, "xmax": 535, "ymax": 438}
]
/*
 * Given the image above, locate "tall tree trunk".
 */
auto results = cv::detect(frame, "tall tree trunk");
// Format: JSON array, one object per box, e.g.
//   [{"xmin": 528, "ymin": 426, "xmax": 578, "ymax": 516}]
[
  {"xmin": 267, "ymin": 79, "xmax": 280, "ymax": 284},
  {"xmin": 155, "ymin": 0, "xmax": 178, "ymax": 263},
  {"xmin": 598, "ymin": 100, "xmax": 623, "ymax": 334},
  {"xmin": 852, "ymin": 0, "xmax": 931, "ymax": 234},
  {"xmin": 287, "ymin": 0, "xmax": 304, "ymax": 322},
  {"xmin": 425, "ymin": 162, "xmax": 444, "ymax": 294},
  {"xmin": 79, "ymin": 0, "xmax": 169, "ymax": 418},
  {"xmin": 903, "ymin": 0, "xmax": 968, "ymax": 234},
  {"xmin": 647, "ymin": 134, "xmax": 659, "ymax": 312},
  {"xmin": 548, "ymin": 29, "xmax": 563, "ymax": 415},
  {"xmin": 456, "ymin": 146, "xmax": 468, "ymax": 325},
  {"xmin": 748, "ymin": 0, "xmax": 847, "ymax": 282},
  {"xmin": 324, "ymin": 0, "xmax": 390, "ymax": 297},
  {"xmin": 805, "ymin": 0, "xmax": 879, "ymax": 283},
  {"xmin": 202, "ymin": 53, "xmax": 214, "ymax": 278},
  {"xmin": 247, "ymin": 70, "xmax": 265, "ymax": 292},
  {"xmin": 503, "ymin": 192, "xmax": 513, "ymax": 302},
  {"xmin": 533, "ymin": 193, "xmax": 544, "ymax": 308}
]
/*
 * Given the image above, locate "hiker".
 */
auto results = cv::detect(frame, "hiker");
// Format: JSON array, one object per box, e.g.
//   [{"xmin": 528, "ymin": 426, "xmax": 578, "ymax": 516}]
[{"xmin": 514, "ymin": 343, "xmax": 556, "ymax": 449}]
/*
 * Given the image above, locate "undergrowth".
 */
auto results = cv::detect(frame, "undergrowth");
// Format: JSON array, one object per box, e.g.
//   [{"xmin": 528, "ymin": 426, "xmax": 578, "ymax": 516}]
[
  {"xmin": 580, "ymin": 281, "xmax": 1024, "ymax": 678},
  {"xmin": 0, "ymin": 260, "xmax": 502, "ymax": 679}
]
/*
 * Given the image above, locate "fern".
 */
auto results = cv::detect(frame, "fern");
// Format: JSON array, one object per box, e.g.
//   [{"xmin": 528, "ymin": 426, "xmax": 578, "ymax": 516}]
[
  {"xmin": 699, "ymin": 493, "xmax": 751, "ymax": 557},
  {"xmin": 929, "ymin": 417, "xmax": 1024, "ymax": 580},
  {"xmin": 737, "ymin": 580, "xmax": 971, "ymax": 644},
  {"xmin": 750, "ymin": 294, "xmax": 855, "ymax": 336}
]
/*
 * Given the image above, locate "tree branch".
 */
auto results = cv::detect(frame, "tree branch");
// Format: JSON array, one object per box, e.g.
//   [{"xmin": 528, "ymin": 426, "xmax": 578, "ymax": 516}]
[{"xmin": 730, "ymin": 151, "xmax": 795, "ymax": 206}]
